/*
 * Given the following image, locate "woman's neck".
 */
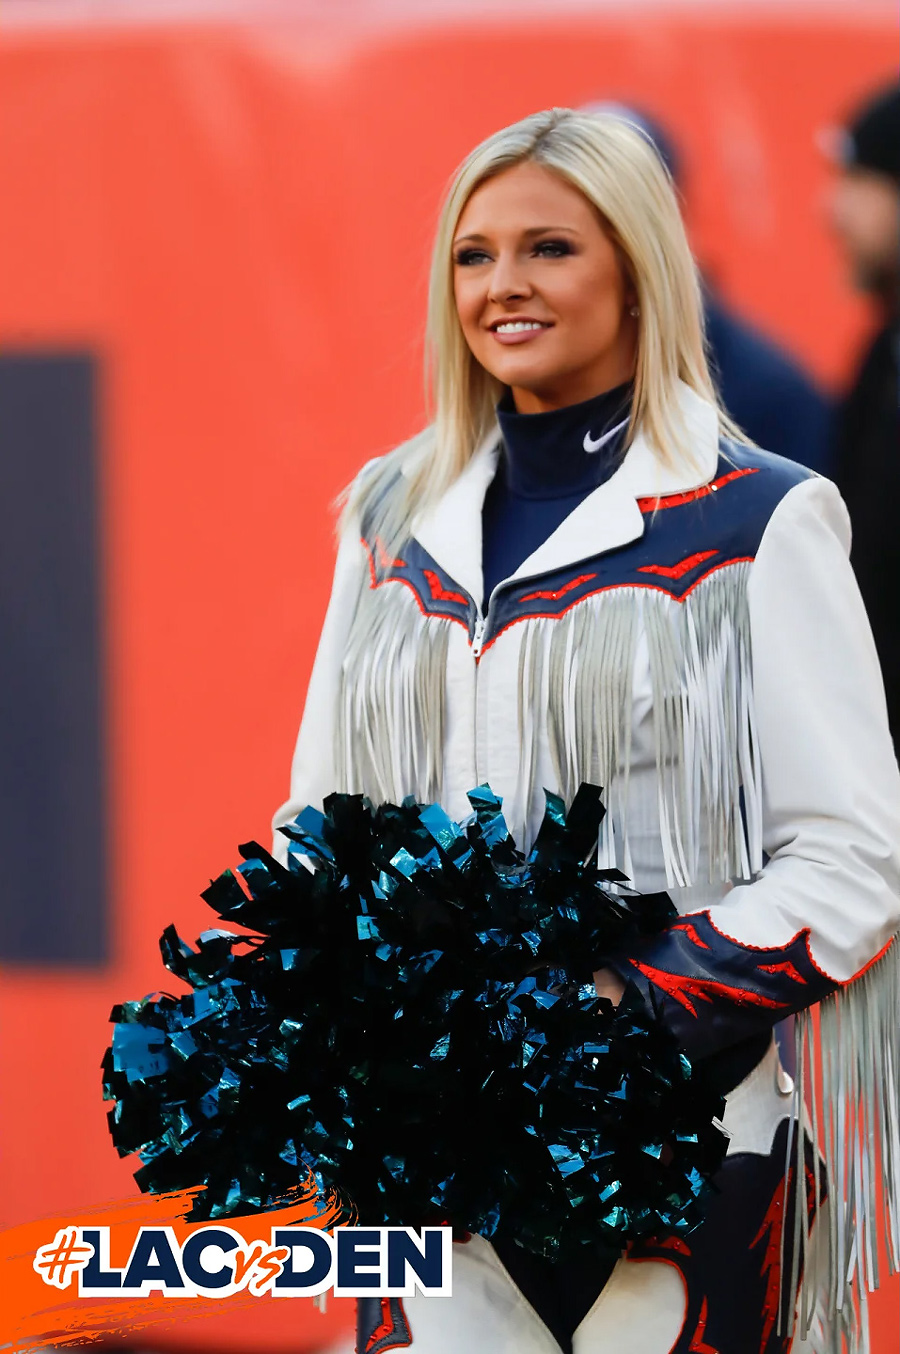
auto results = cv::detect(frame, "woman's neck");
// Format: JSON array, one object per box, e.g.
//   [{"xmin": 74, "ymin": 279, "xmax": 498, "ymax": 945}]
[
  {"xmin": 508, "ymin": 352, "xmax": 637, "ymax": 414},
  {"xmin": 495, "ymin": 381, "xmax": 633, "ymax": 500}
]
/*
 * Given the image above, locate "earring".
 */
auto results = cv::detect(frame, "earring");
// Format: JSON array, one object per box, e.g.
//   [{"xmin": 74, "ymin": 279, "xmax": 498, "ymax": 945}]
[{"xmin": 629, "ymin": 305, "xmax": 640, "ymax": 318}]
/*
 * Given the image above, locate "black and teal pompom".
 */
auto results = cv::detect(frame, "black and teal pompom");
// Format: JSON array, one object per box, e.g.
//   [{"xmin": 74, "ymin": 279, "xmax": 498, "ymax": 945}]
[{"xmin": 103, "ymin": 784, "xmax": 727, "ymax": 1258}]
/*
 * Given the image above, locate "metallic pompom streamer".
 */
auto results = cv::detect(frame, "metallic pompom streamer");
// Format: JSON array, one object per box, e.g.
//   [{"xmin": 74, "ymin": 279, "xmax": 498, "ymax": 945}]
[{"xmin": 103, "ymin": 785, "xmax": 728, "ymax": 1257}]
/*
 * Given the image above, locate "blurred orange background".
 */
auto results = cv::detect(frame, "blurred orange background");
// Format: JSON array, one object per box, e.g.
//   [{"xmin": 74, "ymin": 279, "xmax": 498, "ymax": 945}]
[{"xmin": 0, "ymin": 1, "xmax": 897, "ymax": 1348}]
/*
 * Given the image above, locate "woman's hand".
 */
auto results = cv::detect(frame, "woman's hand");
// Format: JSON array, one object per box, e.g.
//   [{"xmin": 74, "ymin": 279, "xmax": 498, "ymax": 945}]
[{"xmin": 593, "ymin": 966, "xmax": 626, "ymax": 1005}]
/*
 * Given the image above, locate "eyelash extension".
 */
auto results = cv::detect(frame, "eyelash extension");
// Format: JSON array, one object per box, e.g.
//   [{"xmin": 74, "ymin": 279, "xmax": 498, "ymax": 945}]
[
  {"xmin": 453, "ymin": 239, "xmax": 575, "ymax": 266},
  {"xmin": 453, "ymin": 249, "xmax": 489, "ymax": 266},
  {"xmin": 534, "ymin": 238, "xmax": 574, "ymax": 257}
]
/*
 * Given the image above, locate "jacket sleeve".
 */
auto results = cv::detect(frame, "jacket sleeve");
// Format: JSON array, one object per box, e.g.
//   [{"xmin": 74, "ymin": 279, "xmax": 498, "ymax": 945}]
[
  {"xmin": 270, "ymin": 522, "xmax": 368, "ymax": 867},
  {"xmin": 618, "ymin": 475, "xmax": 900, "ymax": 1060}
]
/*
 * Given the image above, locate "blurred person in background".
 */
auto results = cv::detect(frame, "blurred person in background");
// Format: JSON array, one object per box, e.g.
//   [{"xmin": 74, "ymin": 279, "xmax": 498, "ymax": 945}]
[
  {"xmin": 585, "ymin": 103, "xmax": 834, "ymax": 475},
  {"xmin": 827, "ymin": 83, "xmax": 900, "ymax": 748}
]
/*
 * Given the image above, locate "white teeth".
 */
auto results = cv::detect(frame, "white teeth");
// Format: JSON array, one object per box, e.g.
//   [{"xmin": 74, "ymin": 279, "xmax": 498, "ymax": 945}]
[{"xmin": 495, "ymin": 321, "xmax": 547, "ymax": 333}]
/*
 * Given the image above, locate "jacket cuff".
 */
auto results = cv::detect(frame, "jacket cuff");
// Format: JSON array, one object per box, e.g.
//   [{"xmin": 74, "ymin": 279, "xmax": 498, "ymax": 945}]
[{"xmin": 611, "ymin": 910, "xmax": 837, "ymax": 1062}]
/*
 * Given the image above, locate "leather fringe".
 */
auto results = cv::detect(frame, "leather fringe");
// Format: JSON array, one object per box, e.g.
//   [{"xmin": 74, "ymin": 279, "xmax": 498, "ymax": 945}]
[
  {"xmin": 336, "ymin": 563, "xmax": 761, "ymax": 889},
  {"xmin": 336, "ymin": 576, "xmax": 451, "ymax": 805},
  {"xmin": 790, "ymin": 937, "xmax": 900, "ymax": 1352},
  {"xmin": 539, "ymin": 563, "xmax": 761, "ymax": 886}
]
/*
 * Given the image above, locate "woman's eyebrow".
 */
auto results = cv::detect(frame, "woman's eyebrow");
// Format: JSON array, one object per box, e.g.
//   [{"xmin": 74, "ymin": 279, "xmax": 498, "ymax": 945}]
[{"xmin": 453, "ymin": 225, "xmax": 581, "ymax": 246}]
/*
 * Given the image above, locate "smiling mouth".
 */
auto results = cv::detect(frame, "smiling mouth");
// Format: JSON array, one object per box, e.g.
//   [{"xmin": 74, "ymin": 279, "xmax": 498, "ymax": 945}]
[{"xmin": 491, "ymin": 320, "xmax": 553, "ymax": 333}]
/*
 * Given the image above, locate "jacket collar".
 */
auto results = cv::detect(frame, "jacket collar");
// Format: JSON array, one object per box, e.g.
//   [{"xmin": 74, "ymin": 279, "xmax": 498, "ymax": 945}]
[{"xmin": 409, "ymin": 381, "xmax": 721, "ymax": 609}]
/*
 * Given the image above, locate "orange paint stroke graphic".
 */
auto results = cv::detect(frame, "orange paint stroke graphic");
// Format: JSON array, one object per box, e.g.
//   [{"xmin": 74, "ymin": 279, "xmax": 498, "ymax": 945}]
[{"xmin": 0, "ymin": 1179, "xmax": 347, "ymax": 1351}]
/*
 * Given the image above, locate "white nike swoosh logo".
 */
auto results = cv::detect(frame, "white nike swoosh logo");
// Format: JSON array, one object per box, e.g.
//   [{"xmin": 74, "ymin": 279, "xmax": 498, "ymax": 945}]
[{"xmin": 583, "ymin": 416, "xmax": 629, "ymax": 454}]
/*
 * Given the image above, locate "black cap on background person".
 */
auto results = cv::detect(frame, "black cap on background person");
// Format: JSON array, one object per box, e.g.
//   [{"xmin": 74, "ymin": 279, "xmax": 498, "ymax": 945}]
[
  {"xmin": 827, "ymin": 82, "xmax": 900, "ymax": 751},
  {"xmin": 580, "ymin": 100, "xmax": 833, "ymax": 475},
  {"xmin": 838, "ymin": 82, "xmax": 900, "ymax": 182},
  {"xmin": 825, "ymin": 82, "xmax": 900, "ymax": 308}
]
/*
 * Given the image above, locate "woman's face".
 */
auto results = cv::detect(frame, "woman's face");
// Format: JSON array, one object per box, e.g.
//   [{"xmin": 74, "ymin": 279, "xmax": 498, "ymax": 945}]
[{"xmin": 452, "ymin": 161, "xmax": 638, "ymax": 414}]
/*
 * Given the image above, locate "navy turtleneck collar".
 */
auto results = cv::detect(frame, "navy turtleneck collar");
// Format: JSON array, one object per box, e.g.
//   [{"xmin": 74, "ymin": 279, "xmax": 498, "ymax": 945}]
[
  {"xmin": 495, "ymin": 381, "xmax": 633, "ymax": 500},
  {"xmin": 481, "ymin": 380, "xmax": 635, "ymax": 605}
]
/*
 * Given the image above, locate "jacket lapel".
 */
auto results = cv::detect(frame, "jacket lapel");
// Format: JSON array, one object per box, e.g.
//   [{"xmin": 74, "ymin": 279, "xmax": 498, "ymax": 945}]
[
  {"xmin": 409, "ymin": 431, "xmax": 498, "ymax": 609},
  {"xmin": 409, "ymin": 382, "xmax": 721, "ymax": 605}
]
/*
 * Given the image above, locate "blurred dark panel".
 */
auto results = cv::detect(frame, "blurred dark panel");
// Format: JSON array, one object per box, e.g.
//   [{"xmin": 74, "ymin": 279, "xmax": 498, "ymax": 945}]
[{"xmin": 0, "ymin": 353, "xmax": 108, "ymax": 962}]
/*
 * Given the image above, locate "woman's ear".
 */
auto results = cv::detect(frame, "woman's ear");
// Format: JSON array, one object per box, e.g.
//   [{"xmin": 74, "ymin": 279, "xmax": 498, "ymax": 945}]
[{"xmin": 611, "ymin": 240, "xmax": 639, "ymax": 312}]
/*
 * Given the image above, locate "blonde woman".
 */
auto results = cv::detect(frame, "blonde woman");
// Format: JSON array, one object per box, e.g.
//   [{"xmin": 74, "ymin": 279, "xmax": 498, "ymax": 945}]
[{"xmin": 272, "ymin": 110, "xmax": 900, "ymax": 1354}]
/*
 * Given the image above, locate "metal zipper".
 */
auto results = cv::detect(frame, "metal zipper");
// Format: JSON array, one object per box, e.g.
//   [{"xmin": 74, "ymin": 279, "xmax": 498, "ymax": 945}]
[
  {"xmin": 471, "ymin": 612, "xmax": 486, "ymax": 784},
  {"xmin": 470, "ymin": 570, "xmax": 545, "ymax": 782},
  {"xmin": 469, "ymin": 546, "xmax": 608, "ymax": 787},
  {"xmin": 470, "ymin": 582, "xmax": 513, "ymax": 783}
]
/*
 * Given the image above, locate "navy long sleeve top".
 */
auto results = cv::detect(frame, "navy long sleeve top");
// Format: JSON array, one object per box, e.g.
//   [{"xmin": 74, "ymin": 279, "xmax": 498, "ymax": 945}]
[{"xmin": 482, "ymin": 381, "xmax": 633, "ymax": 609}]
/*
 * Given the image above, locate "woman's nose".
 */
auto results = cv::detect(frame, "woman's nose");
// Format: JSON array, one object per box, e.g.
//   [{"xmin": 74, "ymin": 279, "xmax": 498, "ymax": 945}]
[{"xmin": 487, "ymin": 252, "xmax": 532, "ymax": 302}]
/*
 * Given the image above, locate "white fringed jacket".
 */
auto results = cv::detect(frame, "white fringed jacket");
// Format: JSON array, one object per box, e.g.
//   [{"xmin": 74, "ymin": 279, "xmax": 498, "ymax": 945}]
[{"xmin": 272, "ymin": 381, "xmax": 900, "ymax": 1333}]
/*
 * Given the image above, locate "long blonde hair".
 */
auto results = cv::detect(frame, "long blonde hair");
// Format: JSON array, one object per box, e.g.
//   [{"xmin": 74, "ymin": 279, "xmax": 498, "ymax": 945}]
[{"xmin": 344, "ymin": 107, "xmax": 744, "ymax": 544}]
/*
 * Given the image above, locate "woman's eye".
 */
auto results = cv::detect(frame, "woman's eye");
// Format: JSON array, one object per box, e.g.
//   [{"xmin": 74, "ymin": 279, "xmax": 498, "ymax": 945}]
[
  {"xmin": 454, "ymin": 249, "xmax": 491, "ymax": 266},
  {"xmin": 534, "ymin": 239, "xmax": 573, "ymax": 258}
]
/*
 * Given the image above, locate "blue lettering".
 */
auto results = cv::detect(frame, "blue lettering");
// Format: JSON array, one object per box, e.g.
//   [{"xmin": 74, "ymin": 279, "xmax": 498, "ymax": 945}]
[
  {"xmin": 181, "ymin": 1229, "xmax": 238, "ymax": 1289},
  {"xmin": 123, "ymin": 1229, "xmax": 185, "ymax": 1291},
  {"xmin": 387, "ymin": 1229, "xmax": 444, "ymax": 1290},
  {"xmin": 272, "ymin": 1229, "xmax": 332, "ymax": 1289},
  {"xmin": 336, "ymin": 1229, "xmax": 381, "ymax": 1289},
  {"xmin": 81, "ymin": 1229, "xmax": 121, "ymax": 1288}
]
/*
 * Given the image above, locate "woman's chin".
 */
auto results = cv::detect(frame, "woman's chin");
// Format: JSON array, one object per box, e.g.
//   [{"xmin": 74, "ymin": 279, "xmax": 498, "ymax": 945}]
[{"xmin": 481, "ymin": 356, "xmax": 566, "ymax": 394}]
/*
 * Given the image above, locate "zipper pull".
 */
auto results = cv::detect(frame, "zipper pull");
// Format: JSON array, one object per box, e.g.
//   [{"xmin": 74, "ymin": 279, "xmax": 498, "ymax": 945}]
[{"xmin": 471, "ymin": 616, "xmax": 486, "ymax": 659}]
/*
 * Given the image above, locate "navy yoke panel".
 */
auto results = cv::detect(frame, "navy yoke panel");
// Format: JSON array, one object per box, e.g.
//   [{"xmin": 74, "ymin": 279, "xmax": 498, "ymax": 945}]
[
  {"xmin": 362, "ymin": 443, "xmax": 815, "ymax": 653},
  {"xmin": 481, "ymin": 444, "xmax": 815, "ymax": 649}
]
